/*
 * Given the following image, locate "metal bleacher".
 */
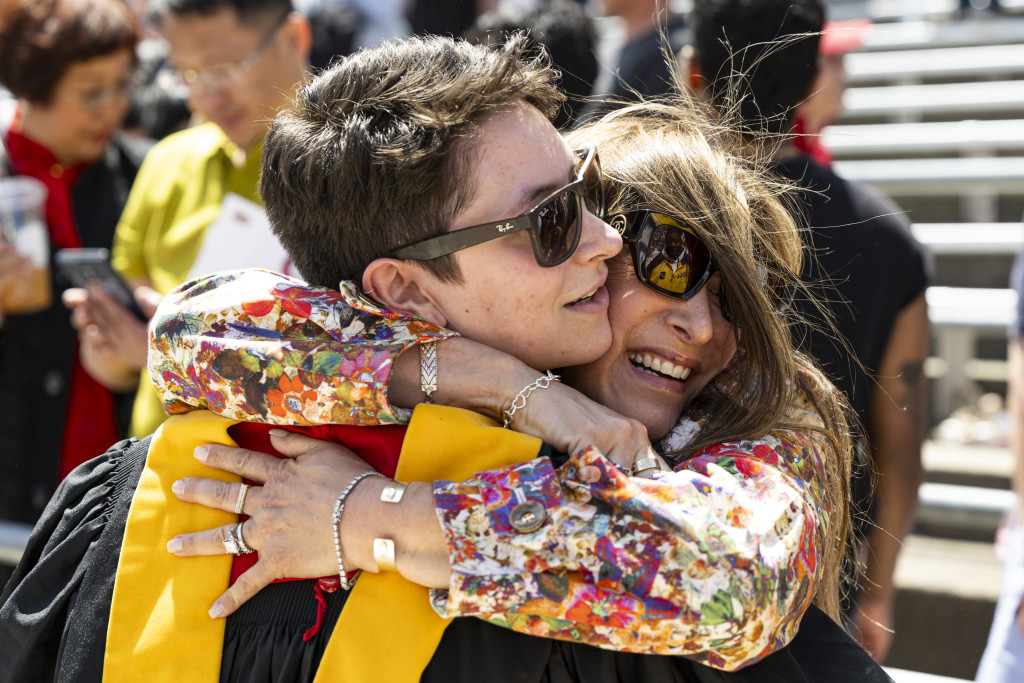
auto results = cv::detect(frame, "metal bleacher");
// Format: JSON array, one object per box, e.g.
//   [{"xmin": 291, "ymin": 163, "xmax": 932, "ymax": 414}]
[
  {"xmin": 817, "ymin": 8, "xmax": 1024, "ymax": 681},
  {"xmin": 845, "ymin": 42, "xmax": 1024, "ymax": 84},
  {"xmin": 825, "ymin": 118, "xmax": 1024, "ymax": 156},
  {"xmin": 0, "ymin": 520, "xmax": 31, "ymax": 567},
  {"xmin": 827, "ymin": 14, "xmax": 1024, "ymax": 423},
  {"xmin": 842, "ymin": 80, "xmax": 1024, "ymax": 121}
]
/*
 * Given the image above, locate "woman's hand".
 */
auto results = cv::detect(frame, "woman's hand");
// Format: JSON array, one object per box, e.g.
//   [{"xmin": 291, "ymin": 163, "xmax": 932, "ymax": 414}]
[
  {"xmin": 64, "ymin": 284, "xmax": 160, "ymax": 391},
  {"xmin": 168, "ymin": 430, "xmax": 451, "ymax": 618},
  {"xmin": 511, "ymin": 381, "xmax": 662, "ymax": 473},
  {"xmin": 391, "ymin": 337, "xmax": 658, "ymax": 471}
]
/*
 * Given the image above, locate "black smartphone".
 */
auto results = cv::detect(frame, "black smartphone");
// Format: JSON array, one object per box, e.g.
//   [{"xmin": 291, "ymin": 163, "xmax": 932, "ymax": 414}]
[{"xmin": 55, "ymin": 248, "xmax": 148, "ymax": 321}]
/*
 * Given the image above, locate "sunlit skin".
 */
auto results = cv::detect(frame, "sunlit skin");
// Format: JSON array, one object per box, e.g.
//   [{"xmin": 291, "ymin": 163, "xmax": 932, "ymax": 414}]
[
  {"xmin": 562, "ymin": 255, "xmax": 737, "ymax": 441},
  {"xmin": 163, "ymin": 255, "xmax": 736, "ymax": 614},
  {"xmin": 18, "ymin": 49, "xmax": 135, "ymax": 167},
  {"xmin": 161, "ymin": 8, "xmax": 308, "ymax": 150},
  {"xmin": 405, "ymin": 102, "xmax": 623, "ymax": 371}
]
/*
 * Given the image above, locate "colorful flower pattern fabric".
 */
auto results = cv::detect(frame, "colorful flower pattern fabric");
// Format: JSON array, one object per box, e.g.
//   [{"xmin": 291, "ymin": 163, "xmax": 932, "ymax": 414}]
[
  {"xmin": 431, "ymin": 393, "xmax": 830, "ymax": 670},
  {"xmin": 148, "ymin": 270, "xmax": 456, "ymax": 427},
  {"xmin": 149, "ymin": 269, "xmax": 832, "ymax": 671}
]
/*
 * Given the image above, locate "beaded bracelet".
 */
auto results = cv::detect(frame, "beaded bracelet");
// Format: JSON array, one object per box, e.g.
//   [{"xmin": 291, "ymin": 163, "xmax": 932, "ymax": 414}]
[
  {"xmin": 502, "ymin": 371, "xmax": 560, "ymax": 429},
  {"xmin": 331, "ymin": 471, "xmax": 387, "ymax": 590}
]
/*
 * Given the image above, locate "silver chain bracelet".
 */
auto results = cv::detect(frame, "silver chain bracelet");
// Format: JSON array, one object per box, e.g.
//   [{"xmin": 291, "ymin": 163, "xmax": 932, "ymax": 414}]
[
  {"xmin": 502, "ymin": 371, "xmax": 560, "ymax": 429},
  {"xmin": 331, "ymin": 471, "xmax": 386, "ymax": 590}
]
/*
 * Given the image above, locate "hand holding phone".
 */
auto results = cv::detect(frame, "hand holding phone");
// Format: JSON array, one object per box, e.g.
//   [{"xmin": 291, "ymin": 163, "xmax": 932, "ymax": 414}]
[{"xmin": 55, "ymin": 248, "xmax": 148, "ymax": 321}]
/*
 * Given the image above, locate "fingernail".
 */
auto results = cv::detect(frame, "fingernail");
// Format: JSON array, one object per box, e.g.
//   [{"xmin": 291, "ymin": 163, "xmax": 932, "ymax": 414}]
[
  {"xmin": 171, "ymin": 480, "xmax": 184, "ymax": 496},
  {"xmin": 167, "ymin": 537, "xmax": 182, "ymax": 554},
  {"xmin": 268, "ymin": 428, "xmax": 287, "ymax": 438},
  {"xmin": 209, "ymin": 603, "xmax": 227, "ymax": 619},
  {"xmin": 194, "ymin": 446, "xmax": 209, "ymax": 463}
]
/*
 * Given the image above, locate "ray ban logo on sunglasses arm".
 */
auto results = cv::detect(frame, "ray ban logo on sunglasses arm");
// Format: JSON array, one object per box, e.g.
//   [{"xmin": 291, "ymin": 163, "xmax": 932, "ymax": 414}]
[{"xmin": 496, "ymin": 223, "xmax": 516, "ymax": 232}]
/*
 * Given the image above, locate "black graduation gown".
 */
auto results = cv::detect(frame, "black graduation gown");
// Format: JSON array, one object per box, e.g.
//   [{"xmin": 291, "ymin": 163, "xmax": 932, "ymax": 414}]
[{"xmin": 0, "ymin": 437, "xmax": 893, "ymax": 683}]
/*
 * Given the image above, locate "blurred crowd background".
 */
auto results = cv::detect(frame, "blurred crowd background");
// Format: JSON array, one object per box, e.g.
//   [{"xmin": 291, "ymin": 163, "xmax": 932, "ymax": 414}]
[{"xmin": 0, "ymin": 0, "xmax": 1022, "ymax": 680}]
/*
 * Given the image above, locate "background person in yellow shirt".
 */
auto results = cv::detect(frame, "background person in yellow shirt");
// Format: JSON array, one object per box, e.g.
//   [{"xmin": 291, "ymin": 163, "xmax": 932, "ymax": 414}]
[{"xmin": 64, "ymin": 0, "xmax": 311, "ymax": 437}]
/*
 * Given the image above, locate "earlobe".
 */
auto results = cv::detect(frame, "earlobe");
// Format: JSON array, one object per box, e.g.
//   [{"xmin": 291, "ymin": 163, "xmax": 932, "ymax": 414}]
[{"xmin": 362, "ymin": 259, "xmax": 449, "ymax": 327}]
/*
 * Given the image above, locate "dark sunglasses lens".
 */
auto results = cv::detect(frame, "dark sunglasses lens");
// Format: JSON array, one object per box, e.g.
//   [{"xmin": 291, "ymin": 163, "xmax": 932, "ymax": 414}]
[
  {"xmin": 640, "ymin": 220, "xmax": 712, "ymax": 297},
  {"xmin": 535, "ymin": 189, "xmax": 580, "ymax": 266}
]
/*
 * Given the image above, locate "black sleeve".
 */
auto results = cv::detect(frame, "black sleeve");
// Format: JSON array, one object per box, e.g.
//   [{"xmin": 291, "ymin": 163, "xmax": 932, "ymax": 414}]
[
  {"xmin": 692, "ymin": 606, "xmax": 893, "ymax": 683},
  {"xmin": 847, "ymin": 179, "xmax": 931, "ymax": 311},
  {"xmin": 0, "ymin": 436, "xmax": 150, "ymax": 683}
]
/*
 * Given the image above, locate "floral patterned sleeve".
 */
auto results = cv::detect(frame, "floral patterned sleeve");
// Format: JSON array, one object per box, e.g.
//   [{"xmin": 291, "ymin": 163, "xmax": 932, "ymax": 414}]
[
  {"xmin": 428, "ymin": 388, "xmax": 831, "ymax": 671},
  {"xmin": 148, "ymin": 269, "xmax": 456, "ymax": 426}
]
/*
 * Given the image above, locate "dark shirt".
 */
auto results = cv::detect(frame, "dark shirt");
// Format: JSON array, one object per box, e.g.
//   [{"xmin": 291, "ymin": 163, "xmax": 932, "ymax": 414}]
[
  {"xmin": 409, "ymin": 0, "xmax": 476, "ymax": 38},
  {"xmin": 774, "ymin": 155, "xmax": 930, "ymax": 569},
  {"xmin": 776, "ymin": 156, "xmax": 929, "ymax": 423}
]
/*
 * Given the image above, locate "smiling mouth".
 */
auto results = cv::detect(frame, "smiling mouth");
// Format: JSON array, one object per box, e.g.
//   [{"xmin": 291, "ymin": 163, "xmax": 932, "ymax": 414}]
[
  {"xmin": 628, "ymin": 352, "xmax": 692, "ymax": 381},
  {"xmin": 567, "ymin": 288, "xmax": 599, "ymax": 306}
]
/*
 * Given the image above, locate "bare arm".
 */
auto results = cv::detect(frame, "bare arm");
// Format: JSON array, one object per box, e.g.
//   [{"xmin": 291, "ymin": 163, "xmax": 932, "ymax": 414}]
[
  {"xmin": 389, "ymin": 337, "xmax": 655, "ymax": 466},
  {"xmin": 856, "ymin": 291, "xmax": 928, "ymax": 662}
]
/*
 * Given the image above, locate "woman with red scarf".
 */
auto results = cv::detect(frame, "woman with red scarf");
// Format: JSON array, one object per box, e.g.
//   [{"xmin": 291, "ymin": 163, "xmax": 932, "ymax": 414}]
[{"xmin": 0, "ymin": 0, "xmax": 149, "ymax": 524}]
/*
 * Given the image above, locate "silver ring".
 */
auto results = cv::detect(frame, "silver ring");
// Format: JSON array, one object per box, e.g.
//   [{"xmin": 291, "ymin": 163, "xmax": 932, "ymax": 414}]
[
  {"xmin": 235, "ymin": 521, "xmax": 255, "ymax": 554},
  {"xmin": 223, "ymin": 527, "xmax": 243, "ymax": 556},
  {"xmin": 234, "ymin": 483, "xmax": 250, "ymax": 515}
]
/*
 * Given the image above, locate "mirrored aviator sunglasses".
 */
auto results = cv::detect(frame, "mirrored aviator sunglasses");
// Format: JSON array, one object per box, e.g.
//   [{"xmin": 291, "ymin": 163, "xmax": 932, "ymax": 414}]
[
  {"xmin": 611, "ymin": 211, "xmax": 714, "ymax": 300},
  {"xmin": 392, "ymin": 147, "xmax": 604, "ymax": 268}
]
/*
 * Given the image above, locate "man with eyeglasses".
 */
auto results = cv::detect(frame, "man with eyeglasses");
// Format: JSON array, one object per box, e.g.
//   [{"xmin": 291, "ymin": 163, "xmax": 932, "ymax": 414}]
[{"xmin": 65, "ymin": 0, "xmax": 312, "ymax": 442}]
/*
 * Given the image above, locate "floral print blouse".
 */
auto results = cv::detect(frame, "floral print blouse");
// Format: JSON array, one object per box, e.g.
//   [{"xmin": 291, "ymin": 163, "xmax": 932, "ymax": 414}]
[
  {"xmin": 149, "ymin": 270, "xmax": 456, "ymax": 426},
  {"xmin": 149, "ymin": 269, "xmax": 832, "ymax": 671}
]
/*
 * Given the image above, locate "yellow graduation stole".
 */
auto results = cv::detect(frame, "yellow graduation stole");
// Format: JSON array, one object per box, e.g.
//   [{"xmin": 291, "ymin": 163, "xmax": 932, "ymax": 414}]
[{"xmin": 104, "ymin": 405, "xmax": 541, "ymax": 682}]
